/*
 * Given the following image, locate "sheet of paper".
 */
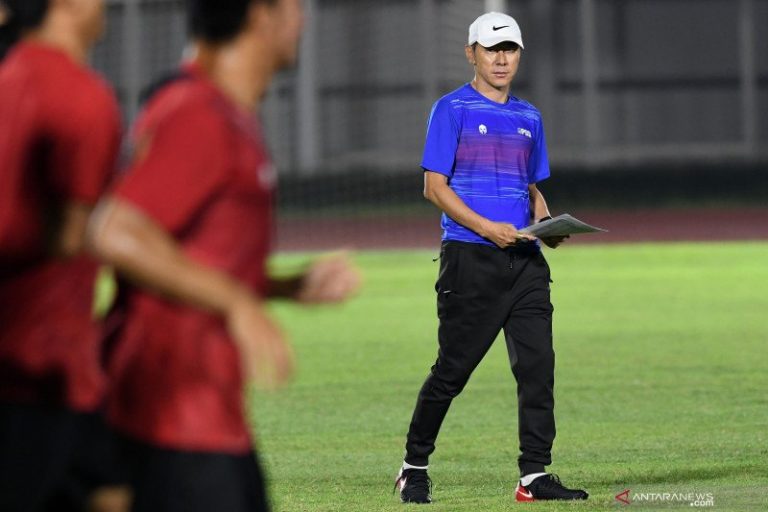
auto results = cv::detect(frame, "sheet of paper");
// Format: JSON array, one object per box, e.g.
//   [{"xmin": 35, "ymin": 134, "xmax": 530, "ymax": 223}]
[{"xmin": 521, "ymin": 214, "xmax": 608, "ymax": 238}]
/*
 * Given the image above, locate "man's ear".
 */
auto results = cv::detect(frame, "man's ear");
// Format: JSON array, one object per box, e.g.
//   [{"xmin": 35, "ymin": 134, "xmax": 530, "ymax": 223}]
[{"xmin": 464, "ymin": 45, "xmax": 476, "ymax": 66}]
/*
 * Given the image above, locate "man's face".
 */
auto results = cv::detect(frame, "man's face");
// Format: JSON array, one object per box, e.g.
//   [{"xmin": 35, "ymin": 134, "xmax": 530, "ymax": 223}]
[
  {"xmin": 67, "ymin": 0, "xmax": 106, "ymax": 44},
  {"xmin": 466, "ymin": 41, "xmax": 521, "ymax": 89},
  {"xmin": 262, "ymin": 0, "xmax": 305, "ymax": 70}
]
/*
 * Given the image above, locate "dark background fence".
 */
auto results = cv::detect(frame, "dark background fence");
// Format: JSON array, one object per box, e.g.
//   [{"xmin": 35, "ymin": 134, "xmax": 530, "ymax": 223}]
[{"xmin": 95, "ymin": 0, "xmax": 768, "ymax": 249}]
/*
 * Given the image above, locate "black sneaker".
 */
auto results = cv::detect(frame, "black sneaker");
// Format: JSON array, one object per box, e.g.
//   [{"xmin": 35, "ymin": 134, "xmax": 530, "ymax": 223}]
[
  {"xmin": 515, "ymin": 474, "xmax": 588, "ymax": 501},
  {"xmin": 394, "ymin": 468, "xmax": 432, "ymax": 504}
]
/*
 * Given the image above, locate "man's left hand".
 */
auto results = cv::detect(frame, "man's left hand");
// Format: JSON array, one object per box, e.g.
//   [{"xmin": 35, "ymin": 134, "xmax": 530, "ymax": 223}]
[{"xmin": 539, "ymin": 235, "xmax": 569, "ymax": 249}]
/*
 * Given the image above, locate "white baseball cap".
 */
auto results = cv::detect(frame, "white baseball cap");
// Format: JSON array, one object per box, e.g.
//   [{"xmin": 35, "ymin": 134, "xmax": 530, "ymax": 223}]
[{"xmin": 468, "ymin": 12, "xmax": 524, "ymax": 49}]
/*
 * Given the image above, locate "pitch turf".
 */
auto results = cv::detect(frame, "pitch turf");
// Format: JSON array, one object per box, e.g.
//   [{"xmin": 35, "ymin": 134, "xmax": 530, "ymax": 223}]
[{"xmin": 252, "ymin": 242, "xmax": 768, "ymax": 511}]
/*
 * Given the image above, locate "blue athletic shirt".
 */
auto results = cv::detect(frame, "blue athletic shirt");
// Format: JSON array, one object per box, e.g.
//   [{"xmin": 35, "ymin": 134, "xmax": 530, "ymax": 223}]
[{"xmin": 421, "ymin": 83, "xmax": 550, "ymax": 246}]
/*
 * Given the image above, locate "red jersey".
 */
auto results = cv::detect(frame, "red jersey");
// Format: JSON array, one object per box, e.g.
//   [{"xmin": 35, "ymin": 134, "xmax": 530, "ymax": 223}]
[
  {"xmin": 107, "ymin": 66, "xmax": 276, "ymax": 453},
  {"xmin": 0, "ymin": 43, "xmax": 121, "ymax": 410}
]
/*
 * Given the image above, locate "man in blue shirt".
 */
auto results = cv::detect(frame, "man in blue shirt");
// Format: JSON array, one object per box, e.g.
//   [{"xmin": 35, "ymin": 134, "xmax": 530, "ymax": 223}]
[{"xmin": 394, "ymin": 12, "xmax": 588, "ymax": 504}]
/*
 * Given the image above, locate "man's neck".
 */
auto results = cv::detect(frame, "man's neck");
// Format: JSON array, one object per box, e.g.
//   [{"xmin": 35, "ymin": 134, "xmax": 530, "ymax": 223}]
[
  {"xmin": 471, "ymin": 77, "xmax": 510, "ymax": 104},
  {"xmin": 194, "ymin": 38, "xmax": 275, "ymax": 112},
  {"xmin": 26, "ymin": 26, "xmax": 89, "ymax": 64}
]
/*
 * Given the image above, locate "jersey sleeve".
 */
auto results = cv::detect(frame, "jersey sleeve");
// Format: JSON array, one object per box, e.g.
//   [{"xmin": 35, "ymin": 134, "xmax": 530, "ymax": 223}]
[
  {"xmin": 114, "ymin": 102, "xmax": 231, "ymax": 234},
  {"xmin": 527, "ymin": 113, "xmax": 551, "ymax": 184},
  {"xmin": 420, "ymin": 98, "xmax": 460, "ymax": 178},
  {"xmin": 50, "ymin": 86, "xmax": 121, "ymax": 204}
]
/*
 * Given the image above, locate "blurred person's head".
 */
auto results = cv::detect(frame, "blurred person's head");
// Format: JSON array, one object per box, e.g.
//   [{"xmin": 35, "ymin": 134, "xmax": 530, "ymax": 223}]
[
  {"xmin": 465, "ymin": 12, "xmax": 523, "ymax": 93},
  {"xmin": 0, "ymin": 0, "xmax": 106, "ymax": 61},
  {"xmin": 0, "ymin": 0, "xmax": 50, "ymax": 59},
  {"xmin": 188, "ymin": 0, "xmax": 304, "ymax": 72}
]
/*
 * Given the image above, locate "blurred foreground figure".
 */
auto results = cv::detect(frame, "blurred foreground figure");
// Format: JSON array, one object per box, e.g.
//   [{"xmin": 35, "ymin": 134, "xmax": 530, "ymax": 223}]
[
  {"xmin": 88, "ymin": 0, "xmax": 360, "ymax": 510},
  {"xmin": 0, "ymin": 0, "xmax": 128, "ymax": 511}
]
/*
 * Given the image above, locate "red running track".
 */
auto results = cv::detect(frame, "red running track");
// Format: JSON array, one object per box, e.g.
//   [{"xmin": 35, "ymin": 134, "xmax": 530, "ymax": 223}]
[{"xmin": 276, "ymin": 208, "xmax": 768, "ymax": 252}]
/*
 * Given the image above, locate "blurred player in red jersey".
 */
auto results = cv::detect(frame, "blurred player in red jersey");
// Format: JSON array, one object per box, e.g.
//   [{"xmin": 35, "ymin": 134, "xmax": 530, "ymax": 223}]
[
  {"xmin": 0, "ymin": 1, "xmax": 129, "ymax": 511},
  {"xmin": 87, "ymin": 0, "xmax": 361, "ymax": 510}
]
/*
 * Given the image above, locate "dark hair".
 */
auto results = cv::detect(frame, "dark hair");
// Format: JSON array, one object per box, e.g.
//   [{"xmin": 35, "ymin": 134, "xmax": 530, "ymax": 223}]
[
  {"xmin": 186, "ymin": 0, "xmax": 277, "ymax": 43},
  {"xmin": 0, "ymin": 0, "xmax": 49, "ymax": 60}
]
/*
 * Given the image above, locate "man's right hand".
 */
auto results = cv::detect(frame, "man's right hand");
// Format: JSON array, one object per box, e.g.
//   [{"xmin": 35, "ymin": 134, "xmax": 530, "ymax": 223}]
[
  {"xmin": 226, "ymin": 293, "xmax": 294, "ymax": 390},
  {"xmin": 480, "ymin": 220, "xmax": 536, "ymax": 249}
]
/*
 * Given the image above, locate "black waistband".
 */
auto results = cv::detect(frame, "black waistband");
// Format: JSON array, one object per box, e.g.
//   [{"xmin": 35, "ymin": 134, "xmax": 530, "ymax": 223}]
[{"xmin": 442, "ymin": 239, "xmax": 540, "ymax": 256}]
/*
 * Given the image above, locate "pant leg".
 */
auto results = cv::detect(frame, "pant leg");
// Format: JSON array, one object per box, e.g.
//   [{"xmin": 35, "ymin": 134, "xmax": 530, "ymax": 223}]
[
  {"xmin": 0, "ymin": 403, "xmax": 79, "ymax": 512},
  {"xmin": 405, "ymin": 243, "xmax": 512, "ymax": 466},
  {"xmin": 51, "ymin": 412, "xmax": 130, "ymax": 512},
  {"xmin": 125, "ymin": 438, "xmax": 269, "ymax": 512},
  {"xmin": 503, "ymin": 251, "xmax": 556, "ymax": 476}
]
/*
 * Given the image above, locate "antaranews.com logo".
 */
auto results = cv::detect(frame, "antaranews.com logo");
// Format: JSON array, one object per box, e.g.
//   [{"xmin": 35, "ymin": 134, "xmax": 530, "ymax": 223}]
[{"xmin": 614, "ymin": 487, "xmax": 715, "ymax": 507}]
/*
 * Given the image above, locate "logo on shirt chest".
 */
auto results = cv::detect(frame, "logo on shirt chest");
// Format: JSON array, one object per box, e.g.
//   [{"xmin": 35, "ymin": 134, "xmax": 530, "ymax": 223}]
[{"xmin": 477, "ymin": 124, "xmax": 531, "ymax": 139}]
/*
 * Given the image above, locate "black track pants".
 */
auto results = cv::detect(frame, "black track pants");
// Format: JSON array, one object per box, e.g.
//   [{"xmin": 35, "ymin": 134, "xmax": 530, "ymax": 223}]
[
  {"xmin": 0, "ymin": 403, "xmax": 127, "ymax": 512},
  {"xmin": 122, "ymin": 437, "xmax": 269, "ymax": 512},
  {"xmin": 404, "ymin": 240, "xmax": 556, "ymax": 475}
]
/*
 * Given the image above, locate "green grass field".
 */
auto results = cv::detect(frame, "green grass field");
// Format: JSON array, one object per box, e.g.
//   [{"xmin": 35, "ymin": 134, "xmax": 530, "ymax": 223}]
[{"xmin": 252, "ymin": 242, "xmax": 768, "ymax": 511}]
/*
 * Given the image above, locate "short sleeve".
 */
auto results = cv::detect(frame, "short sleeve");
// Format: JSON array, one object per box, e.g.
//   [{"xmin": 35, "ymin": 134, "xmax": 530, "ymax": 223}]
[
  {"xmin": 420, "ymin": 99, "xmax": 460, "ymax": 178},
  {"xmin": 527, "ymin": 114, "xmax": 551, "ymax": 184},
  {"xmin": 114, "ymin": 102, "xmax": 231, "ymax": 233},
  {"xmin": 50, "ymin": 87, "xmax": 121, "ymax": 204}
]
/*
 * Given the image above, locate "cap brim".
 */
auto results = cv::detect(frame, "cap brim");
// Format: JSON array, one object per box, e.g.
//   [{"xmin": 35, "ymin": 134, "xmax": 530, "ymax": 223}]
[{"xmin": 477, "ymin": 35, "xmax": 524, "ymax": 49}]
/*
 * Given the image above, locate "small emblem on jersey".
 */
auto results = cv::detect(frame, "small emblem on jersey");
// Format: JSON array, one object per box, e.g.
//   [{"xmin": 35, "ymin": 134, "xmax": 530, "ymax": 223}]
[
  {"xmin": 479, "ymin": 124, "xmax": 488, "ymax": 135},
  {"xmin": 517, "ymin": 127, "xmax": 532, "ymax": 138}
]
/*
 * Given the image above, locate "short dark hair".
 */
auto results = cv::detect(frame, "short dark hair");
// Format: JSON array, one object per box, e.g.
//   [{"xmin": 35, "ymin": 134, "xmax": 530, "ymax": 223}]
[
  {"xmin": 0, "ymin": 0, "xmax": 50, "ymax": 60},
  {"xmin": 186, "ymin": 0, "xmax": 278, "ymax": 43}
]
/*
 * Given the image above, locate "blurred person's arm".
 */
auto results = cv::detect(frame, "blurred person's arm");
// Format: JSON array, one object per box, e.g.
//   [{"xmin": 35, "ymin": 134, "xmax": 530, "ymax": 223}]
[
  {"xmin": 51, "ymin": 202, "xmax": 93, "ymax": 258},
  {"xmin": 423, "ymin": 171, "xmax": 534, "ymax": 249},
  {"xmin": 87, "ymin": 485, "xmax": 132, "ymax": 512},
  {"xmin": 528, "ymin": 183, "xmax": 568, "ymax": 249},
  {"xmin": 51, "ymin": 80, "xmax": 122, "ymax": 259},
  {"xmin": 266, "ymin": 253, "xmax": 361, "ymax": 304},
  {"xmin": 87, "ymin": 198, "xmax": 292, "ymax": 388}
]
